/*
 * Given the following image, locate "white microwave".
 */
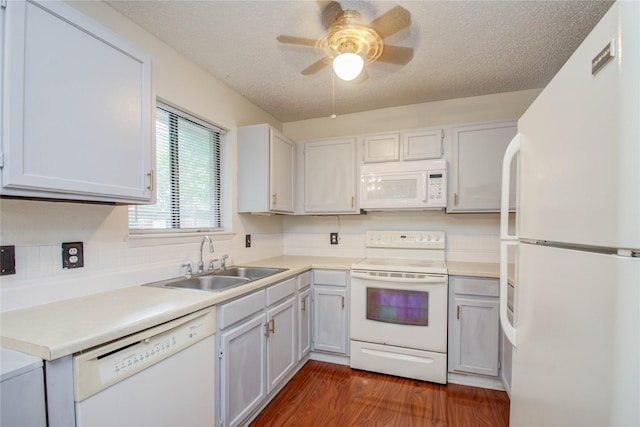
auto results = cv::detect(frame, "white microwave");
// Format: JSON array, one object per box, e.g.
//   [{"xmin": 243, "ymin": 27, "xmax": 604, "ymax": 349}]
[{"xmin": 359, "ymin": 160, "xmax": 447, "ymax": 211}]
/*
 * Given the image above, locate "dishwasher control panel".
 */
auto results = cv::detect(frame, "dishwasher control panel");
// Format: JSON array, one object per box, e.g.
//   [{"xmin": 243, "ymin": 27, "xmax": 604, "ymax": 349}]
[{"xmin": 73, "ymin": 307, "xmax": 216, "ymax": 402}]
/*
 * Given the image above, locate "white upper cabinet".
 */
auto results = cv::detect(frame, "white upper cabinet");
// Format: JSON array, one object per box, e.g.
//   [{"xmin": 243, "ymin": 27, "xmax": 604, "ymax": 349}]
[
  {"xmin": 402, "ymin": 128, "xmax": 444, "ymax": 160},
  {"xmin": 363, "ymin": 127, "xmax": 444, "ymax": 163},
  {"xmin": 362, "ymin": 133, "xmax": 400, "ymax": 163},
  {"xmin": 1, "ymin": 0, "xmax": 155, "ymax": 203},
  {"xmin": 448, "ymin": 121, "xmax": 517, "ymax": 212},
  {"xmin": 238, "ymin": 124, "xmax": 295, "ymax": 214},
  {"xmin": 304, "ymin": 137, "xmax": 358, "ymax": 214}
]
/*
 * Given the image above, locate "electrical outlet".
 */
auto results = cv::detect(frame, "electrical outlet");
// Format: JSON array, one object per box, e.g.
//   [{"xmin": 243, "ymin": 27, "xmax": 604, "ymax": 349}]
[
  {"xmin": 62, "ymin": 242, "xmax": 84, "ymax": 269},
  {"xmin": 1, "ymin": 245, "xmax": 16, "ymax": 275},
  {"xmin": 245, "ymin": 234, "xmax": 251, "ymax": 248},
  {"xmin": 330, "ymin": 233, "xmax": 339, "ymax": 245}
]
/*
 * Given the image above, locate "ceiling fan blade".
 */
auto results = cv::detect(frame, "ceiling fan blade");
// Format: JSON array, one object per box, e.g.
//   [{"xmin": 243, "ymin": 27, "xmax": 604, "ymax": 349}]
[
  {"xmin": 277, "ymin": 35, "xmax": 319, "ymax": 47},
  {"xmin": 369, "ymin": 6, "xmax": 411, "ymax": 39},
  {"xmin": 377, "ymin": 45, "xmax": 414, "ymax": 65},
  {"xmin": 301, "ymin": 58, "xmax": 329, "ymax": 75},
  {"xmin": 319, "ymin": 1, "xmax": 343, "ymax": 28}
]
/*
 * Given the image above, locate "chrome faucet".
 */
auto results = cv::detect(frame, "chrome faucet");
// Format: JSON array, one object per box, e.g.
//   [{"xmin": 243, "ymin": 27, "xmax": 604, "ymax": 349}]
[{"xmin": 198, "ymin": 236, "xmax": 214, "ymax": 274}]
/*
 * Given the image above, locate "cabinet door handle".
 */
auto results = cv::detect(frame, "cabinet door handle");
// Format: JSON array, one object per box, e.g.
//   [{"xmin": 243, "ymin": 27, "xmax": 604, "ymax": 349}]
[
  {"xmin": 269, "ymin": 318, "xmax": 275, "ymax": 334},
  {"xmin": 341, "ymin": 296, "xmax": 345, "ymax": 309},
  {"xmin": 147, "ymin": 170, "xmax": 154, "ymax": 191},
  {"xmin": 272, "ymin": 193, "xmax": 277, "ymax": 206},
  {"xmin": 456, "ymin": 305, "xmax": 460, "ymax": 320},
  {"xmin": 351, "ymin": 196, "xmax": 355, "ymax": 209},
  {"xmin": 301, "ymin": 299, "xmax": 306, "ymax": 312},
  {"xmin": 264, "ymin": 322, "xmax": 270, "ymax": 338},
  {"xmin": 454, "ymin": 193, "xmax": 458, "ymax": 206}
]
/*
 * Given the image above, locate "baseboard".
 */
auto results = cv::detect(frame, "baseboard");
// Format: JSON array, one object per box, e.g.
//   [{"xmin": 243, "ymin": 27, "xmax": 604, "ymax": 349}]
[
  {"xmin": 447, "ymin": 372, "xmax": 506, "ymax": 391},
  {"xmin": 309, "ymin": 351, "xmax": 350, "ymax": 366}
]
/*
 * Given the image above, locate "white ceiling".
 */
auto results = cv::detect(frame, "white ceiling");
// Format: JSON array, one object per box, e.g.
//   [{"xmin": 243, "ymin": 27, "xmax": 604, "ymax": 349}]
[{"xmin": 105, "ymin": 0, "xmax": 613, "ymax": 123}]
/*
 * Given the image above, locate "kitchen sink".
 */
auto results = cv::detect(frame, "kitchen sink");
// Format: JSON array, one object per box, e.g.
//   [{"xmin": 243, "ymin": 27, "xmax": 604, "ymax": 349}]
[
  {"xmin": 147, "ymin": 275, "xmax": 250, "ymax": 292},
  {"xmin": 145, "ymin": 266, "xmax": 287, "ymax": 292},
  {"xmin": 212, "ymin": 266, "xmax": 286, "ymax": 280}
]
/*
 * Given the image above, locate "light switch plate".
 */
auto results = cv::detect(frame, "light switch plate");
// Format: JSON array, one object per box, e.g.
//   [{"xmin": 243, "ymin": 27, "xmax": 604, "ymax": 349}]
[{"xmin": 62, "ymin": 242, "xmax": 84, "ymax": 269}]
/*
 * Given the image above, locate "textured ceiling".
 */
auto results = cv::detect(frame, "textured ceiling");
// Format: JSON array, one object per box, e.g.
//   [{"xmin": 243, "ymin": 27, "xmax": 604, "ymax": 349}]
[{"xmin": 105, "ymin": 0, "xmax": 613, "ymax": 123}]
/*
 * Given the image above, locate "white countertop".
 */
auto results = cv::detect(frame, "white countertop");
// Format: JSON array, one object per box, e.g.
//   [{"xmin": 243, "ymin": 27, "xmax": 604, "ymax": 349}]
[
  {"xmin": 447, "ymin": 261, "xmax": 500, "ymax": 278},
  {"xmin": 447, "ymin": 261, "xmax": 516, "ymax": 285},
  {"xmin": 0, "ymin": 256, "xmax": 513, "ymax": 361},
  {"xmin": 0, "ymin": 256, "xmax": 357, "ymax": 361}
]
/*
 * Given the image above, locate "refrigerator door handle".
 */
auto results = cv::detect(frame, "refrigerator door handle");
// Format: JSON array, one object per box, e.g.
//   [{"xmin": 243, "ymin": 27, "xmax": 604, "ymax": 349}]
[
  {"xmin": 500, "ymin": 134, "xmax": 521, "ymax": 347},
  {"xmin": 500, "ymin": 241, "xmax": 517, "ymax": 346},
  {"xmin": 500, "ymin": 134, "xmax": 521, "ymax": 241}
]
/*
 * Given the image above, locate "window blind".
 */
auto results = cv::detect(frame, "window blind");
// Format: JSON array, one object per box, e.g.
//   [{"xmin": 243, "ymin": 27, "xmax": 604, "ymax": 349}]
[{"xmin": 129, "ymin": 104, "xmax": 223, "ymax": 232}]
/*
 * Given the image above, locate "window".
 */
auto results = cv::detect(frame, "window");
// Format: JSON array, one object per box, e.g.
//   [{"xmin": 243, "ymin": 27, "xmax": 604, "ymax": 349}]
[{"xmin": 129, "ymin": 103, "xmax": 224, "ymax": 232}]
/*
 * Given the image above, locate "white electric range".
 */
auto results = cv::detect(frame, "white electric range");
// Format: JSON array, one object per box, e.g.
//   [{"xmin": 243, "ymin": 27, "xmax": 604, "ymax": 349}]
[{"xmin": 350, "ymin": 230, "xmax": 449, "ymax": 384}]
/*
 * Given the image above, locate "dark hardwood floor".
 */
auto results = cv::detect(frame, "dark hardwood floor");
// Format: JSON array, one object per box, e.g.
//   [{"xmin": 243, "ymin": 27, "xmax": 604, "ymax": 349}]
[{"xmin": 250, "ymin": 361, "xmax": 510, "ymax": 427}]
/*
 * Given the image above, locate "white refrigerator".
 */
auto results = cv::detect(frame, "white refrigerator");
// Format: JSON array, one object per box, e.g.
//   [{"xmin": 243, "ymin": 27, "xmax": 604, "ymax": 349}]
[{"xmin": 499, "ymin": 1, "xmax": 639, "ymax": 426}]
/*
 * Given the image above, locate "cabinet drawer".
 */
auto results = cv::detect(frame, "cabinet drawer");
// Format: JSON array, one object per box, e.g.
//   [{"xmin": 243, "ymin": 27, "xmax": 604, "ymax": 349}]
[
  {"xmin": 313, "ymin": 269, "xmax": 348, "ymax": 287},
  {"xmin": 218, "ymin": 290, "xmax": 265, "ymax": 330},
  {"xmin": 297, "ymin": 271, "xmax": 311, "ymax": 290},
  {"xmin": 266, "ymin": 277, "xmax": 296, "ymax": 306},
  {"xmin": 451, "ymin": 276, "xmax": 499, "ymax": 297}
]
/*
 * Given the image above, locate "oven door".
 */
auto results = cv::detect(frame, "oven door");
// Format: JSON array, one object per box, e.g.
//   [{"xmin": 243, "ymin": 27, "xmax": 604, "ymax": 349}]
[{"xmin": 350, "ymin": 270, "xmax": 448, "ymax": 353}]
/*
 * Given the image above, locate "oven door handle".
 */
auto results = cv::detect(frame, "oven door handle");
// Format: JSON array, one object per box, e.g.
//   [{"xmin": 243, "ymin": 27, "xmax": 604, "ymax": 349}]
[{"xmin": 351, "ymin": 271, "xmax": 447, "ymax": 284}]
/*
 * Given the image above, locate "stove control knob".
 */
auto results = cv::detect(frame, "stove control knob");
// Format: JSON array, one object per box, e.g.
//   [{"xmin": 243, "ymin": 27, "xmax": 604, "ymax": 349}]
[{"xmin": 434, "ymin": 235, "xmax": 440, "ymax": 242}]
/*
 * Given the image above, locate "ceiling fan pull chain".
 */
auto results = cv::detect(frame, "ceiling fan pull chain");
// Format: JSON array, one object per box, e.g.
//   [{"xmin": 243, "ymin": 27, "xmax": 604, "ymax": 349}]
[{"xmin": 330, "ymin": 72, "xmax": 337, "ymax": 119}]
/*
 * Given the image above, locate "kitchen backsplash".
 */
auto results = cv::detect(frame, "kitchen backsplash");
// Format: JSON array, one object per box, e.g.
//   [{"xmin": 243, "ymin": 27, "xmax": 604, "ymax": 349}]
[
  {"xmin": 0, "ymin": 199, "xmax": 284, "ymax": 312},
  {"xmin": 282, "ymin": 211, "xmax": 502, "ymax": 262}
]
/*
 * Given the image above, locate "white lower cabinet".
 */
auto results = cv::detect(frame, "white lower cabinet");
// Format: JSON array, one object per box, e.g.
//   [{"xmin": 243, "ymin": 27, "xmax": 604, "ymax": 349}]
[
  {"xmin": 297, "ymin": 287, "xmax": 312, "ymax": 360},
  {"xmin": 266, "ymin": 297, "xmax": 296, "ymax": 391},
  {"xmin": 312, "ymin": 270, "xmax": 349, "ymax": 356},
  {"xmin": 448, "ymin": 276, "xmax": 500, "ymax": 377},
  {"xmin": 217, "ymin": 275, "xmax": 302, "ymax": 427}
]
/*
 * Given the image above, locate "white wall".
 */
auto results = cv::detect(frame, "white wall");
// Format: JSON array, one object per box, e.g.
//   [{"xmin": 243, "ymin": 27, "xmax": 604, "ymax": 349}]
[
  {"xmin": 0, "ymin": 1, "xmax": 540, "ymax": 312},
  {"xmin": 282, "ymin": 89, "xmax": 540, "ymax": 140},
  {"xmin": 281, "ymin": 90, "xmax": 540, "ymax": 262},
  {"xmin": 0, "ymin": 1, "xmax": 286, "ymax": 312}
]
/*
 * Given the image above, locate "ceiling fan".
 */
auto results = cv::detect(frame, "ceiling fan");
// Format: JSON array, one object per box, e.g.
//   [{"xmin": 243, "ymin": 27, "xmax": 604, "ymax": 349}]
[{"xmin": 277, "ymin": 2, "xmax": 414, "ymax": 81}]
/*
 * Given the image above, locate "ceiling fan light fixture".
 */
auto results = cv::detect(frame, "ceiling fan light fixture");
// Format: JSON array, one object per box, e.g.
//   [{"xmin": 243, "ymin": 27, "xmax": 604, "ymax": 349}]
[{"xmin": 333, "ymin": 52, "xmax": 364, "ymax": 81}]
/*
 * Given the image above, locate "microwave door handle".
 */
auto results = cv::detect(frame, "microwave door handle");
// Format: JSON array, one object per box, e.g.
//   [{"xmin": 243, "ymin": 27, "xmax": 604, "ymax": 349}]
[{"xmin": 424, "ymin": 175, "xmax": 428, "ymax": 202}]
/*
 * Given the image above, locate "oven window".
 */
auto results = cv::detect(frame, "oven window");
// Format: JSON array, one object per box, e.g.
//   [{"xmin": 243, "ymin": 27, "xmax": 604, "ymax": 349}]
[{"xmin": 366, "ymin": 288, "xmax": 429, "ymax": 326}]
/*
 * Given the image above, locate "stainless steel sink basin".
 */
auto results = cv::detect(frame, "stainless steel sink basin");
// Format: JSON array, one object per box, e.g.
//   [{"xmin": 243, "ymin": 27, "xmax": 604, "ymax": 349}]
[
  {"xmin": 146, "ymin": 275, "xmax": 249, "ymax": 292},
  {"xmin": 144, "ymin": 266, "xmax": 287, "ymax": 292},
  {"xmin": 213, "ymin": 266, "xmax": 286, "ymax": 280}
]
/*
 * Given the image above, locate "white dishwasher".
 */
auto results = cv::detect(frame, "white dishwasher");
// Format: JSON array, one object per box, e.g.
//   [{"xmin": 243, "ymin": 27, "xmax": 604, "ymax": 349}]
[{"xmin": 73, "ymin": 307, "xmax": 216, "ymax": 427}]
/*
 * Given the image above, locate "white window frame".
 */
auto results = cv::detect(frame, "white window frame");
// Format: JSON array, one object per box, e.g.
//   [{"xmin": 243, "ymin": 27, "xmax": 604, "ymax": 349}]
[{"xmin": 128, "ymin": 101, "xmax": 226, "ymax": 235}]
